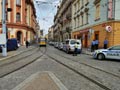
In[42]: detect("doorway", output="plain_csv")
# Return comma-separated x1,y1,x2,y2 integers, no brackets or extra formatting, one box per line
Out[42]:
17,31,22,44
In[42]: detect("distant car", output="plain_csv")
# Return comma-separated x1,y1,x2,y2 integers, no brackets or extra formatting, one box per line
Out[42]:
54,42,59,48
0,38,19,52
93,45,120,60
58,42,63,50
48,41,54,46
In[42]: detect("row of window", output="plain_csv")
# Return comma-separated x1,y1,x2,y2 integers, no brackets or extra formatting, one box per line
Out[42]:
74,0,89,13
73,0,101,29
6,13,21,22
74,12,88,28
6,0,21,5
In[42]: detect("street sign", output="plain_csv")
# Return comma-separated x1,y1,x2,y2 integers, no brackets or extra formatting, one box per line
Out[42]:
105,26,112,32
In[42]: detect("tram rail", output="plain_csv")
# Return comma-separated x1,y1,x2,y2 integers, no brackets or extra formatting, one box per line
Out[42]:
0,46,47,78
45,47,120,90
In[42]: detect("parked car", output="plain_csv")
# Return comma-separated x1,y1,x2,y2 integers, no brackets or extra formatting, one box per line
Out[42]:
0,38,19,52
54,42,59,48
48,41,54,46
63,39,82,54
58,42,64,50
93,45,120,60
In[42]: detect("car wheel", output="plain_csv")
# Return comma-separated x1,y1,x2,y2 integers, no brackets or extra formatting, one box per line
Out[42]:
97,54,105,60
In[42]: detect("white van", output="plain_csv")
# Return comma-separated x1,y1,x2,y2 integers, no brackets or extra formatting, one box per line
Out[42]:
63,39,82,54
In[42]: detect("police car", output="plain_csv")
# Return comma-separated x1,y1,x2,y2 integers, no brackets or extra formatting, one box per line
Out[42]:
93,45,120,60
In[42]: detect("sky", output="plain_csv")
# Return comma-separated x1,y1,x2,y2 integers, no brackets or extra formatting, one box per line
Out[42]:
34,0,60,35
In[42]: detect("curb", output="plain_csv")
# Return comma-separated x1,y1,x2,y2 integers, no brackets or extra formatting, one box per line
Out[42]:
82,51,93,56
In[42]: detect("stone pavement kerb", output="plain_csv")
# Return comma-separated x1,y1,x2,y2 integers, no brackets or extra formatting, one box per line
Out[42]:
0,46,36,61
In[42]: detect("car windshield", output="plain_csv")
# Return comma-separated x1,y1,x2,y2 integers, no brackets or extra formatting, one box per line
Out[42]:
70,40,76,44
108,45,120,50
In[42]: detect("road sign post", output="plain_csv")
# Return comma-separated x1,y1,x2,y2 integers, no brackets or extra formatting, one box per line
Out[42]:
2,0,7,56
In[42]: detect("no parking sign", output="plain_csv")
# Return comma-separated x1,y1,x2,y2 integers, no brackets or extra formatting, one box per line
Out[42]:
105,26,112,32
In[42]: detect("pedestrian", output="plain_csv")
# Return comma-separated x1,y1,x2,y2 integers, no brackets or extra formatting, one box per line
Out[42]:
73,42,78,56
95,39,99,50
26,40,29,48
103,38,108,49
91,39,95,52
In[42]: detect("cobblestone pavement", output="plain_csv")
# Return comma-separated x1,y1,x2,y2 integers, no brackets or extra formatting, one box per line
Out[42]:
0,45,119,90
0,55,104,90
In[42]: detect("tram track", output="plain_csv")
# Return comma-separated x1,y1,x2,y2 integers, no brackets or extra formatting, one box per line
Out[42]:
45,47,120,90
0,46,47,78
55,52,120,79
46,53,111,90
0,48,39,67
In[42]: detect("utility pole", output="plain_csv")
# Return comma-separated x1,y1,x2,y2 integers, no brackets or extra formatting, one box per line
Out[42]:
2,0,7,56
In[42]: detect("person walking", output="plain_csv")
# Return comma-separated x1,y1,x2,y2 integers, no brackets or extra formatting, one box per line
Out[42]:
104,38,108,49
91,39,95,52
73,42,78,56
26,40,29,48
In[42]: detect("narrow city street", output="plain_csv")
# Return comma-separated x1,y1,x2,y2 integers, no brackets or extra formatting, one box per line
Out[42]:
0,0,120,90
0,45,119,90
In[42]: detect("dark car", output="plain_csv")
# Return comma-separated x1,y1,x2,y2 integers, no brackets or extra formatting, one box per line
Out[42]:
0,38,19,52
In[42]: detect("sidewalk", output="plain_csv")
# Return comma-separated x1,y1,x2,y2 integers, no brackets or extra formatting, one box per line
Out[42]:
82,48,93,55
0,45,36,61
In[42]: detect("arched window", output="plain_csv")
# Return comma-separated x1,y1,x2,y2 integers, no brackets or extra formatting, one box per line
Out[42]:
16,13,20,22
16,0,21,5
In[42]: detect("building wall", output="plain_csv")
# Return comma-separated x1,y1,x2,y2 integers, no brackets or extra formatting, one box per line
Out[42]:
71,0,120,48
0,0,36,45
115,0,120,20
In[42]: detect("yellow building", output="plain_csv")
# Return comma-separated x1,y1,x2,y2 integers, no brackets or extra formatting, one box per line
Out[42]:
71,0,120,48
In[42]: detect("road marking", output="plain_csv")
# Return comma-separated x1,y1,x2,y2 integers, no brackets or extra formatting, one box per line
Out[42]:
12,71,68,90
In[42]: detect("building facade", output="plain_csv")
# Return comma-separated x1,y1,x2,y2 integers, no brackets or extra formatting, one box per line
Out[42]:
72,0,120,48
0,0,37,45
53,0,73,42
48,26,54,41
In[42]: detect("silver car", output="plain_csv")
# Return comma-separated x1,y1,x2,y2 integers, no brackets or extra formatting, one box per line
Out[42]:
93,45,120,60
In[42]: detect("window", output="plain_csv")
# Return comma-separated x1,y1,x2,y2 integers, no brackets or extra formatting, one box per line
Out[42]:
81,15,83,25
70,40,76,44
78,16,80,27
6,12,8,21
78,0,80,10
80,0,84,8
85,12,88,24
110,46,120,50
95,4,100,20
16,13,20,22
6,0,8,4
16,0,21,5
74,3,76,14
74,18,76,28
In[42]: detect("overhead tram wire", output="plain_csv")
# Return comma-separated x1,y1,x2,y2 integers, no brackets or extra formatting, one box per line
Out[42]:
35,0,59,24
